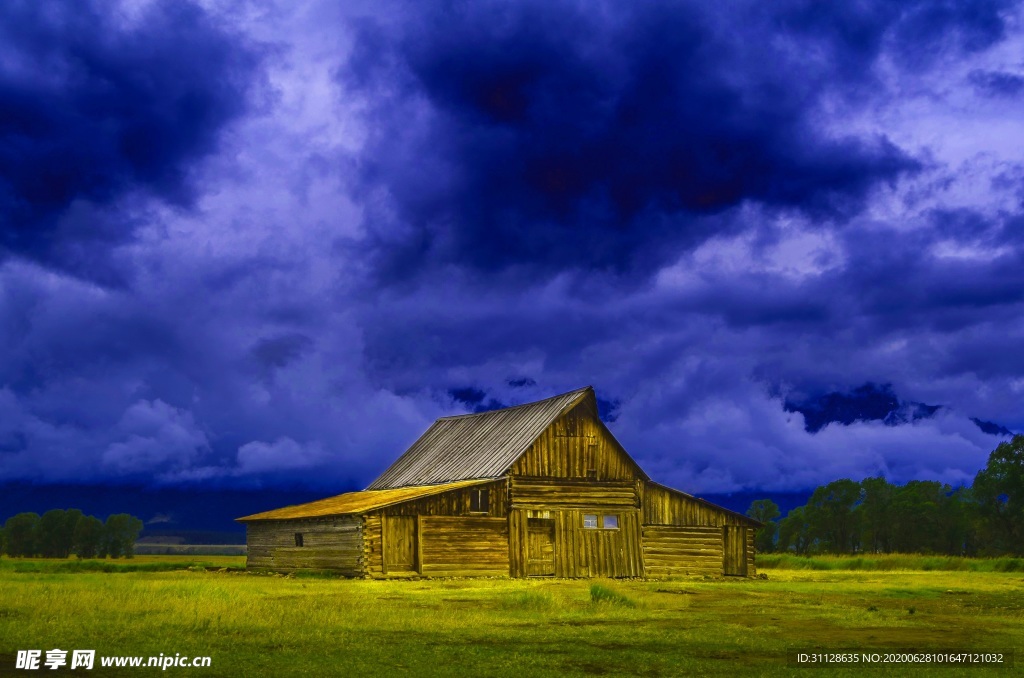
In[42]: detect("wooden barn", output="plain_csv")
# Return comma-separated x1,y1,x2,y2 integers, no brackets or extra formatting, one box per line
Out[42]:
238,387,760,578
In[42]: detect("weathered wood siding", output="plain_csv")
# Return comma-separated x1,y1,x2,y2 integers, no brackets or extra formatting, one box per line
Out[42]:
509,507,643,578
380,480,507,518
746,528,756,576
383,515,417,573
642,525,723,577
419,516,509,577
363,513,384,578
723,525,748,576
511,399,643,481
642,482,752,527
245,516,362,575
508,477,643,578
510,477,639,509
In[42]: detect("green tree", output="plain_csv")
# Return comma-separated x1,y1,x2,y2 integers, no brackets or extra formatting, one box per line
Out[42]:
890,481,947,553
3,513,41,557
72,515,105,559
746,499,781,553
937,486,975,556
103,514,144,559
38,509,67,558
38,509,82,558
806,479,862,553
777,506,811,554
858,476,894,553
61,509,84,558
973,435,1024,555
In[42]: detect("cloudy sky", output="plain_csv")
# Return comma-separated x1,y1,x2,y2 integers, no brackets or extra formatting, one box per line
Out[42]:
2,0,1022,497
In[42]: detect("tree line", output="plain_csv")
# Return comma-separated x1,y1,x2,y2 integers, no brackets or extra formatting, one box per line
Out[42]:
0,509,144,559
747,435,1024,556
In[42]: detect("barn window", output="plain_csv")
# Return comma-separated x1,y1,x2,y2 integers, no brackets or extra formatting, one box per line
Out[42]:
294,533,304,547
470,489,489,513
584,515,619,529
585,469,597,480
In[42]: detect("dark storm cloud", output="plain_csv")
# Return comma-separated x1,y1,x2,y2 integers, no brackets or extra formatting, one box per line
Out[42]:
343,0,933,280
0,0,262,277
1,0,1022,499
834,216,1024,331
779,0,1013,70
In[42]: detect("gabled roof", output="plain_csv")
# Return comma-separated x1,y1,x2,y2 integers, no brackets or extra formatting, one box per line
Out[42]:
236,478,496,521
366,386,593,490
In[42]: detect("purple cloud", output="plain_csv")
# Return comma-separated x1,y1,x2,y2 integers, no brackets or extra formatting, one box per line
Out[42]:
0,0,1021,499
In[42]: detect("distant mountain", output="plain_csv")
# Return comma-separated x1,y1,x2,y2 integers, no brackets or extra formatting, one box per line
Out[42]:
784,382,1012,437
970,417,1015,437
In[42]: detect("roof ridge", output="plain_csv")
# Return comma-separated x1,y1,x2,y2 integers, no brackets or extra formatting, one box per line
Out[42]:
438,385,592,420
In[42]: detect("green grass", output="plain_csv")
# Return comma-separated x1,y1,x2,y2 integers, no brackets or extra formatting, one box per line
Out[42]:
1,555,1021,676
757,553,1024,572
0,555,245,574
589,583,638,608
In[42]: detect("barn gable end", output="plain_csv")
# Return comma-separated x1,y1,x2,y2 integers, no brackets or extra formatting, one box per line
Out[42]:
510,395,647,481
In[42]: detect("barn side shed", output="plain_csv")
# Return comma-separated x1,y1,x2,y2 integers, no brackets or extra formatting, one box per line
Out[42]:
238,386,761,578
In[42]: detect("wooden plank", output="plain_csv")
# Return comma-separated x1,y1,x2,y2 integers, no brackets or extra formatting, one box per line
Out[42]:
509,398,644,481
418,515,510,577
245,516,363,574
722,526,748,576
416,515,424,575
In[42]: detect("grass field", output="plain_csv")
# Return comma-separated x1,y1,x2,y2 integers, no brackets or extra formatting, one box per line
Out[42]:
1,556,1021,677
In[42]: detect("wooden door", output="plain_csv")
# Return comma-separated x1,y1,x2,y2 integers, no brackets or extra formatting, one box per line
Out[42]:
384,516,417,573
723,526,748,576
526,518,555,576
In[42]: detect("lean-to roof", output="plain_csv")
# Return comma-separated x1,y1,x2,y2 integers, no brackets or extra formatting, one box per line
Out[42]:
236,478,496,521
646,481,764,528
366,386,593,490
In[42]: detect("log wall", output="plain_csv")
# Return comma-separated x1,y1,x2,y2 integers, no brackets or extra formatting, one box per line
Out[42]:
510,477,639,509
245,516,362,575
363,513,384,578
642,525,723,577
747,528,756,576
419,515,509,577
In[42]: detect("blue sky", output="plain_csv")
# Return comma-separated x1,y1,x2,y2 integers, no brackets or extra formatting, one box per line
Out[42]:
1,0,1022,497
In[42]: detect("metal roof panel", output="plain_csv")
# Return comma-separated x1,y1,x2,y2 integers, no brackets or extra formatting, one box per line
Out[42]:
366,386,592,490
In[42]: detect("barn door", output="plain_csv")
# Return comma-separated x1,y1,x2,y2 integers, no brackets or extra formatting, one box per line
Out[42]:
526,518,555,576
384,516,417,573
723,526,748,576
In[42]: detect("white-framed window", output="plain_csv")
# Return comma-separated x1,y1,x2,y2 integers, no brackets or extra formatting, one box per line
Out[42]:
583,514,599,529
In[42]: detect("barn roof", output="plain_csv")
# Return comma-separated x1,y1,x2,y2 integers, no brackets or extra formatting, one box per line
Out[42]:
647,481,764,528
236,478,496,521
366,386,594,490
